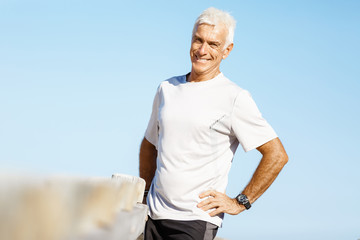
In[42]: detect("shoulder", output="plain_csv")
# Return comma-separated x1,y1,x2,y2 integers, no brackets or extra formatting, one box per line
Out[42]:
161,74,187,87
218,74,259,109
155,74,187,95
220,74,248,97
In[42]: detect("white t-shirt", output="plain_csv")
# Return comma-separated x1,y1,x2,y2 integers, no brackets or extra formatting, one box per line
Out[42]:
145,73,277,227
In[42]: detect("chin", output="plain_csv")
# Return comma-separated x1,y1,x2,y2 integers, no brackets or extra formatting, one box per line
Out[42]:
192,64,210,73
192,68,208,76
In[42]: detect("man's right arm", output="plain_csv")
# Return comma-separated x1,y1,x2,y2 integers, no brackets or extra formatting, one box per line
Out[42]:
139,137,157,203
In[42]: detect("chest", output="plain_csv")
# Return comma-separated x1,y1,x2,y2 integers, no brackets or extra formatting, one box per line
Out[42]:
158,86,234,135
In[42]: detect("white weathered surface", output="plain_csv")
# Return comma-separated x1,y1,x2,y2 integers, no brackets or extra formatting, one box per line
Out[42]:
79,203,148,240
0,174,148,240
111,173,146,204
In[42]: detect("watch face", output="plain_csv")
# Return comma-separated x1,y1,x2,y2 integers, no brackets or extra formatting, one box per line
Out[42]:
237,194,248,204
237,194,251,209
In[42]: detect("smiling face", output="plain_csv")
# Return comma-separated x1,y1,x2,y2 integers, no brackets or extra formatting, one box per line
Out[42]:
189,23,233,82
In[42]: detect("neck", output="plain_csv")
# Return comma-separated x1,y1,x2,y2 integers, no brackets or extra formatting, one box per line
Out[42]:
188,69,221,82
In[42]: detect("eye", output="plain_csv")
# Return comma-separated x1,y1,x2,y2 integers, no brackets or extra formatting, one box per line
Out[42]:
209,42,220,48
192,36,203,44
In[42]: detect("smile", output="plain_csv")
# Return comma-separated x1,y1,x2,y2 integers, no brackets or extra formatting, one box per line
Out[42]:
195,55,210,62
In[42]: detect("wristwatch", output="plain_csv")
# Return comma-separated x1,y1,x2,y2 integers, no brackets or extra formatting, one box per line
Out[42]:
235,193,251,210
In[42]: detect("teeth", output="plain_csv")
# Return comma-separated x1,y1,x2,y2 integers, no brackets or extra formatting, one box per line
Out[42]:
197,57,208,61
195,55,209,62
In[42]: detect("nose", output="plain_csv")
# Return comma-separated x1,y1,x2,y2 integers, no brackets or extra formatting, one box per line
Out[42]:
198,42,208,55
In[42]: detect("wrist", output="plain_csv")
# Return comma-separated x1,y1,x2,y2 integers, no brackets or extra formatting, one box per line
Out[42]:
235,193,251,210
232,198,245,214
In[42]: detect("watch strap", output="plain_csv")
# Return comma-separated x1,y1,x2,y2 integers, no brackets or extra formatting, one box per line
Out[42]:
236,193,251,210
243,201,251,210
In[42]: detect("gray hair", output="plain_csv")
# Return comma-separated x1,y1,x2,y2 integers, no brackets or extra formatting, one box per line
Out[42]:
192,7,236,48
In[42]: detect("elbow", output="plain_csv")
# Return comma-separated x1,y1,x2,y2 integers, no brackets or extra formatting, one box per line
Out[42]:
278,150,289,167
283,153,289,165
257,138,288,168
269,147,288,168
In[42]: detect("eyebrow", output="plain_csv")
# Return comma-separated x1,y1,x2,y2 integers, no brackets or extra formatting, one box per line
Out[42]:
193,34,221,46
209,40,221,46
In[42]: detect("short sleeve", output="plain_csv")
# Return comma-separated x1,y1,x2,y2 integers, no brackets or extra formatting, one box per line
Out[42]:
144,86,160,149
231,90,277,152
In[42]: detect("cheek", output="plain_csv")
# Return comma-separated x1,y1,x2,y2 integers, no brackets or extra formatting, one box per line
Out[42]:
191,43,201,51
209,49,222,59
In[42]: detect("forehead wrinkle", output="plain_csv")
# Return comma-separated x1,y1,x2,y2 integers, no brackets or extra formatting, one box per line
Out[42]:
195,24,226,45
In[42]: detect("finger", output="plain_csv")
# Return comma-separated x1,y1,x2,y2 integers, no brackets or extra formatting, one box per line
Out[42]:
200,201,219,212
199,190,217,198
197,198,212,208
208,207,224,217
197,197,217,209
199,190,213,198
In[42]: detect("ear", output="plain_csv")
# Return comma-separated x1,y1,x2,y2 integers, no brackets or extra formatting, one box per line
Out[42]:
222,43,234,60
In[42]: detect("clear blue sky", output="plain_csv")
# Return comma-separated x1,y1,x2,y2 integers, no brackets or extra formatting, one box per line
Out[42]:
1,1,359,239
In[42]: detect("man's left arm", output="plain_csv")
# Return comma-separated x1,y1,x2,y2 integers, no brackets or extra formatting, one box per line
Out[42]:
197,137,288,216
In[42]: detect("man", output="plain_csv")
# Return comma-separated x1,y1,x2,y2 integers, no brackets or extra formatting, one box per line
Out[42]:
139,7,288,240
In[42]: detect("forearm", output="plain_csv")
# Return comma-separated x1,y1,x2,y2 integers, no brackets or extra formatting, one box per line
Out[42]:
139,137,157,190
242,138,288,204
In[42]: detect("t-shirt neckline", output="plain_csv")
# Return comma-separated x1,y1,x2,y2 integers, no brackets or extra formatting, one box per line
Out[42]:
183,72,224,85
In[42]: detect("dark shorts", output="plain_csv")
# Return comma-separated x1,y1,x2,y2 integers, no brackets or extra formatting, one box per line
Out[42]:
144,217,218,240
